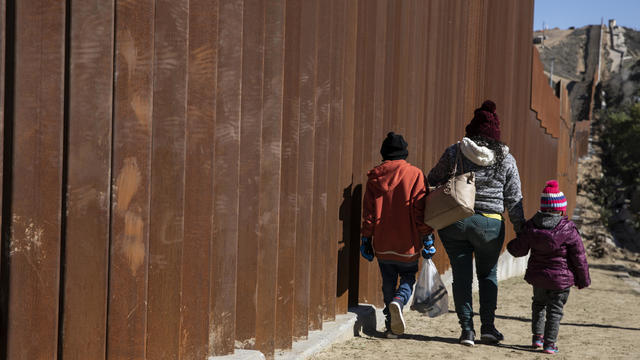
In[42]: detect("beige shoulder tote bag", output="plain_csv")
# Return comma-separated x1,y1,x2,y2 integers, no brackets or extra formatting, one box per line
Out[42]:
424,143,475,230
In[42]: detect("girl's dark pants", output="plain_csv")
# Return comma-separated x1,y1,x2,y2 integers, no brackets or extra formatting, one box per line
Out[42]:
532,286,570,343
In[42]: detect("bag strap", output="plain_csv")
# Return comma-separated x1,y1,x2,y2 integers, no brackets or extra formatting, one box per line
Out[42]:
451,142,464,176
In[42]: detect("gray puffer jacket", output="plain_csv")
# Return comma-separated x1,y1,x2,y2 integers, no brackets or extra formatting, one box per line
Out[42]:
427,137,525,233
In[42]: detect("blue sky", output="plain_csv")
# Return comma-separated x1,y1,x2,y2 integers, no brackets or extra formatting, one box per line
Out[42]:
534,0,640,31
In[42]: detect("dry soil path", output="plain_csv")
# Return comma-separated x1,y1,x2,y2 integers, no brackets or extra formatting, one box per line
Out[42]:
311,257,640,360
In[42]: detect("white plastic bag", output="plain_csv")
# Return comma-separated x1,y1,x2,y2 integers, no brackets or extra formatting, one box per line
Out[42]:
411,258,448,317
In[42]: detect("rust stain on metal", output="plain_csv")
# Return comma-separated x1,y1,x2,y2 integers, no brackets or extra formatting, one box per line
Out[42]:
115,157,141,213
118,29,137,81
131,92,151,128
189,45,216,77
68,186,99,215
122,211,145,275
112,157,146,274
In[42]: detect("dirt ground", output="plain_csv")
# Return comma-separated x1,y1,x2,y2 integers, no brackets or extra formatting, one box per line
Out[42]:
310,256,640,359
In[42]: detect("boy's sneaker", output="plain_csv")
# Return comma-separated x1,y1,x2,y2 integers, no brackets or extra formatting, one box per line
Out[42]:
480,325,504,344
383,329,398,339
543,342,559,354
459,329,475,346
532,334,544,348
388,299,405,335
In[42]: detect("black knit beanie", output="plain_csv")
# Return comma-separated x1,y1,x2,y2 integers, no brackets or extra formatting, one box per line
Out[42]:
380,132,408,160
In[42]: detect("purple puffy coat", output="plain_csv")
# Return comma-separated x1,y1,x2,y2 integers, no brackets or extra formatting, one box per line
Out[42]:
507,216,591,290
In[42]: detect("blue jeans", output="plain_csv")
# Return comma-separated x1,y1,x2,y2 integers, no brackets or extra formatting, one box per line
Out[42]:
378,260,419,329
438,214,505,331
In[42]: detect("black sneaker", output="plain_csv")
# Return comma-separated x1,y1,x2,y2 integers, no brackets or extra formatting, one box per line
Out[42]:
383,329,399,339
480,326,504,344
459,329,475,346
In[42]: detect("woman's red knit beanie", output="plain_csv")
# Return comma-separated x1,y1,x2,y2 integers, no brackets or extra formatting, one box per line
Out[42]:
465,100,501,141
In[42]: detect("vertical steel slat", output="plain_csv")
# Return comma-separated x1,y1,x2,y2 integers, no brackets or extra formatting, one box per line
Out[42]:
255,0,285,353
210,0,243,355
146,0,189,358
62,0,114,358
235,0,265,347
274,0,300,349
108,0,155,358
6,1,65,358
292,0,317,338
179,0,218,358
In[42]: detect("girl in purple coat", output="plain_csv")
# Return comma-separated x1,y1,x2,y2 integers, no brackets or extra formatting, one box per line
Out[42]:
507,180,590,355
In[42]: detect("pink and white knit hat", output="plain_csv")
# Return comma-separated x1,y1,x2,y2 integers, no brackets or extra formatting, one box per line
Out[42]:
540,180,567,212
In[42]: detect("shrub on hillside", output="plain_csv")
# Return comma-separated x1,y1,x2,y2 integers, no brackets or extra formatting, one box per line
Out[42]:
597,102,640,236
599,102,640,189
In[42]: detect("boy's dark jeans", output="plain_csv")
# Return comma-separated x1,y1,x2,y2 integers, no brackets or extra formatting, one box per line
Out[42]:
438,214,505,332
378,260,419,329
532,286,570,343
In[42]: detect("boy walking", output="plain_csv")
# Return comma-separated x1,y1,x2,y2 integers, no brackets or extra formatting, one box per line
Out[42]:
507,180,591,354
360,132,435,338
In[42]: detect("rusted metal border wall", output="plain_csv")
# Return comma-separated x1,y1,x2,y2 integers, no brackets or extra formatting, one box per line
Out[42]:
0,0,584,358
530,46,590,218
587,24,602,121
574,120,592,158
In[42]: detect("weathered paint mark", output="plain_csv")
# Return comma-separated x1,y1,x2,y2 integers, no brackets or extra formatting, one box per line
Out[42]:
209,311,233,355
118,29,137,82
150,253,168,269
117,28,151,127
122,211,145,275
131,91,151,128
115,157,141,213
158,208,182,245
189,45,216,77
69,185,98,215
9,216,44,257
234,338,255,350
24,222,44,248
127,304,138,319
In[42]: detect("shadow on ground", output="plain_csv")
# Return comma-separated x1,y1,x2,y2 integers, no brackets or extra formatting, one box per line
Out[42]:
493,313,640,332
589,263,640,277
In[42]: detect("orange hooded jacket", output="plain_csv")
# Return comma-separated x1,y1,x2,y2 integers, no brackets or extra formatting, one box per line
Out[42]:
361,160,431,262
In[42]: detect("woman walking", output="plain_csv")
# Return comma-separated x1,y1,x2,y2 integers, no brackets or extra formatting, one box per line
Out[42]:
427,100,525,346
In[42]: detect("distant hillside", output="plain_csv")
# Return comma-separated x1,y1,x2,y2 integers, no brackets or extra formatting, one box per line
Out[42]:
536,24,640,256
534,25,640,120
534,27,588,82
600,26,640,106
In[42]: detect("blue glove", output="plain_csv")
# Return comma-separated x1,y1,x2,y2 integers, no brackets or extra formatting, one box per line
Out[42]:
421,234,436,259
360,237,374,262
